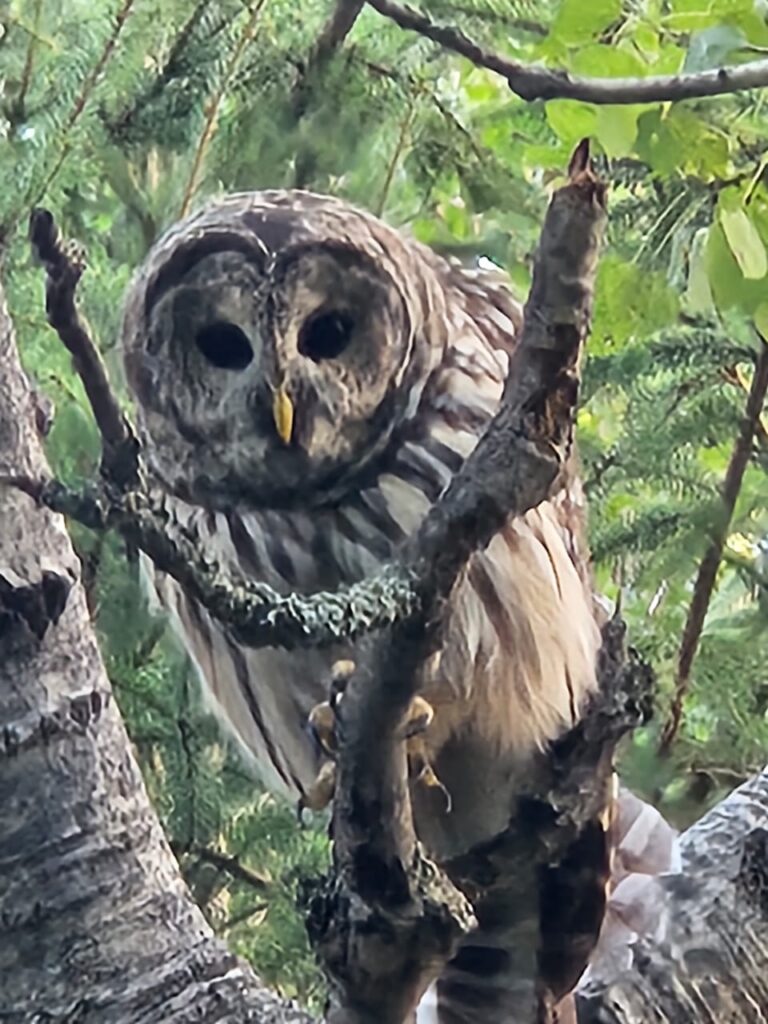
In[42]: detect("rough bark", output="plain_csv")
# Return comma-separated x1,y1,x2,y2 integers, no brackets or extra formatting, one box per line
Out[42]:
577,768,768,1023
0,282,311,1023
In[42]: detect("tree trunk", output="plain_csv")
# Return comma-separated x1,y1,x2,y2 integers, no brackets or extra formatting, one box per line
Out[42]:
0,281,312,1023
577,767,768,1023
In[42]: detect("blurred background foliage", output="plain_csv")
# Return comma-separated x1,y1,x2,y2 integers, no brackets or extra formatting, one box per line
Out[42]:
2,0,768,1010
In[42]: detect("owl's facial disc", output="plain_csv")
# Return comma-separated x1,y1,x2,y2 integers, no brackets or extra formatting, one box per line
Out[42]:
267,244,414,478
125,239,417,510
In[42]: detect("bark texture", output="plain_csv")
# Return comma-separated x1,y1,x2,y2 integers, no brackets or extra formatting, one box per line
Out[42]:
578,767,768,1023
0,282,311,1023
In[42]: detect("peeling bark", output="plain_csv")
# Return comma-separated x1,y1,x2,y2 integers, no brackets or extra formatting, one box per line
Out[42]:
578,768,768,1024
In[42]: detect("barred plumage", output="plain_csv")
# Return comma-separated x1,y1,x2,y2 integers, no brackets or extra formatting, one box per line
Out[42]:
121,190,603,1020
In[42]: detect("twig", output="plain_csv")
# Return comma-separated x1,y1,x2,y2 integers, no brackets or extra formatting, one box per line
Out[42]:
10,0,43,124
722,363,768,449
659,338,768,754
375,92,418,216
307,0,365,73
290,0,365,186
107,0,212,141
365,0,768,105
178,0,268,219
179,845,272,892
29,0,136,211
27,210,140,490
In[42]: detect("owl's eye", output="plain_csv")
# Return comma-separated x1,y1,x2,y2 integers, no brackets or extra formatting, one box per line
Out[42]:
195,321,254,370
298,310,354,362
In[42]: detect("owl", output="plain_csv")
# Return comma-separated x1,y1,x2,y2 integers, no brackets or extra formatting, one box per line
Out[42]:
120,190,603,1021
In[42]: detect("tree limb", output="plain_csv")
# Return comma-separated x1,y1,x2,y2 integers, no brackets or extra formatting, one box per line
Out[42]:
302,141,610,1024
28,209,141,490
175,844,272,892
0,277,314,1024
660,337,768,753
577,766,768,1023
364,0,768,105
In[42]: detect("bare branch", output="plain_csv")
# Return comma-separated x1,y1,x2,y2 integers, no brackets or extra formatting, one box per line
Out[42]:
176,844,272,892
304,141,609,1024
309,0,365,70
178,0,268,218
27,209,140,490
365,0,768,105
660,338,768,753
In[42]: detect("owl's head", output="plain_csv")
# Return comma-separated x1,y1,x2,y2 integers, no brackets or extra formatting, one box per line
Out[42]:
121,191,446,510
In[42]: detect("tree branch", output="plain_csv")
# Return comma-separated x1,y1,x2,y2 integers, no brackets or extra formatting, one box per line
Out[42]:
290,0,365,184
27,209,140,490
577,766,768,1023
660,337,768,753
303,141,609,1024
364,0,768,105
175,844,272,892
178,0,268,218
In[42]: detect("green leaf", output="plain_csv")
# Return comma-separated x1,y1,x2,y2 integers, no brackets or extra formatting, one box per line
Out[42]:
754,302,768,339
706,222,768,313
720,205,768,279
549,0,622,45
635,106,730,179
545,100,598,145
595,106,641,158
591,255,680,353
685,227,715,314
570,44,647,77
683,25,746,71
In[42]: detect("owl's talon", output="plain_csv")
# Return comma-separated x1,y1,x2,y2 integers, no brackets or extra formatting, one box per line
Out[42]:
409,746,452,813
308,700,338,758
399,695,435,740
298,759,337,823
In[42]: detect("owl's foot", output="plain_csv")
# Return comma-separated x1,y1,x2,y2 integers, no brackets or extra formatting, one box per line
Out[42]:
297,760,336,824
408,741,453,813
304,672,449,816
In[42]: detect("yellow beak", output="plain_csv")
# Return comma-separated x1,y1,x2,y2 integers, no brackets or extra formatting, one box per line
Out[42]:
272,386,294,445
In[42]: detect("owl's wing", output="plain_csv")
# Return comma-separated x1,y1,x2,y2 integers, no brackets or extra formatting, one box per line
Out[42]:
140,498,341,798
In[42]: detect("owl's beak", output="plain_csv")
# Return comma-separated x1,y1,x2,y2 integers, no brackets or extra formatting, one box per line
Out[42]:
272,386,294,446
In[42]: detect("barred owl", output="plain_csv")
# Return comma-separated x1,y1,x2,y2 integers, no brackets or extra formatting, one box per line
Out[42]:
121,190,603,1021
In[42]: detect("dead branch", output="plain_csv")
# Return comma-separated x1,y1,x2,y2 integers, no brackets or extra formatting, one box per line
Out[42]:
174,844,272,892
300,141,609,1024
660,337,768,753
28,209,140,490
364,0,768,105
